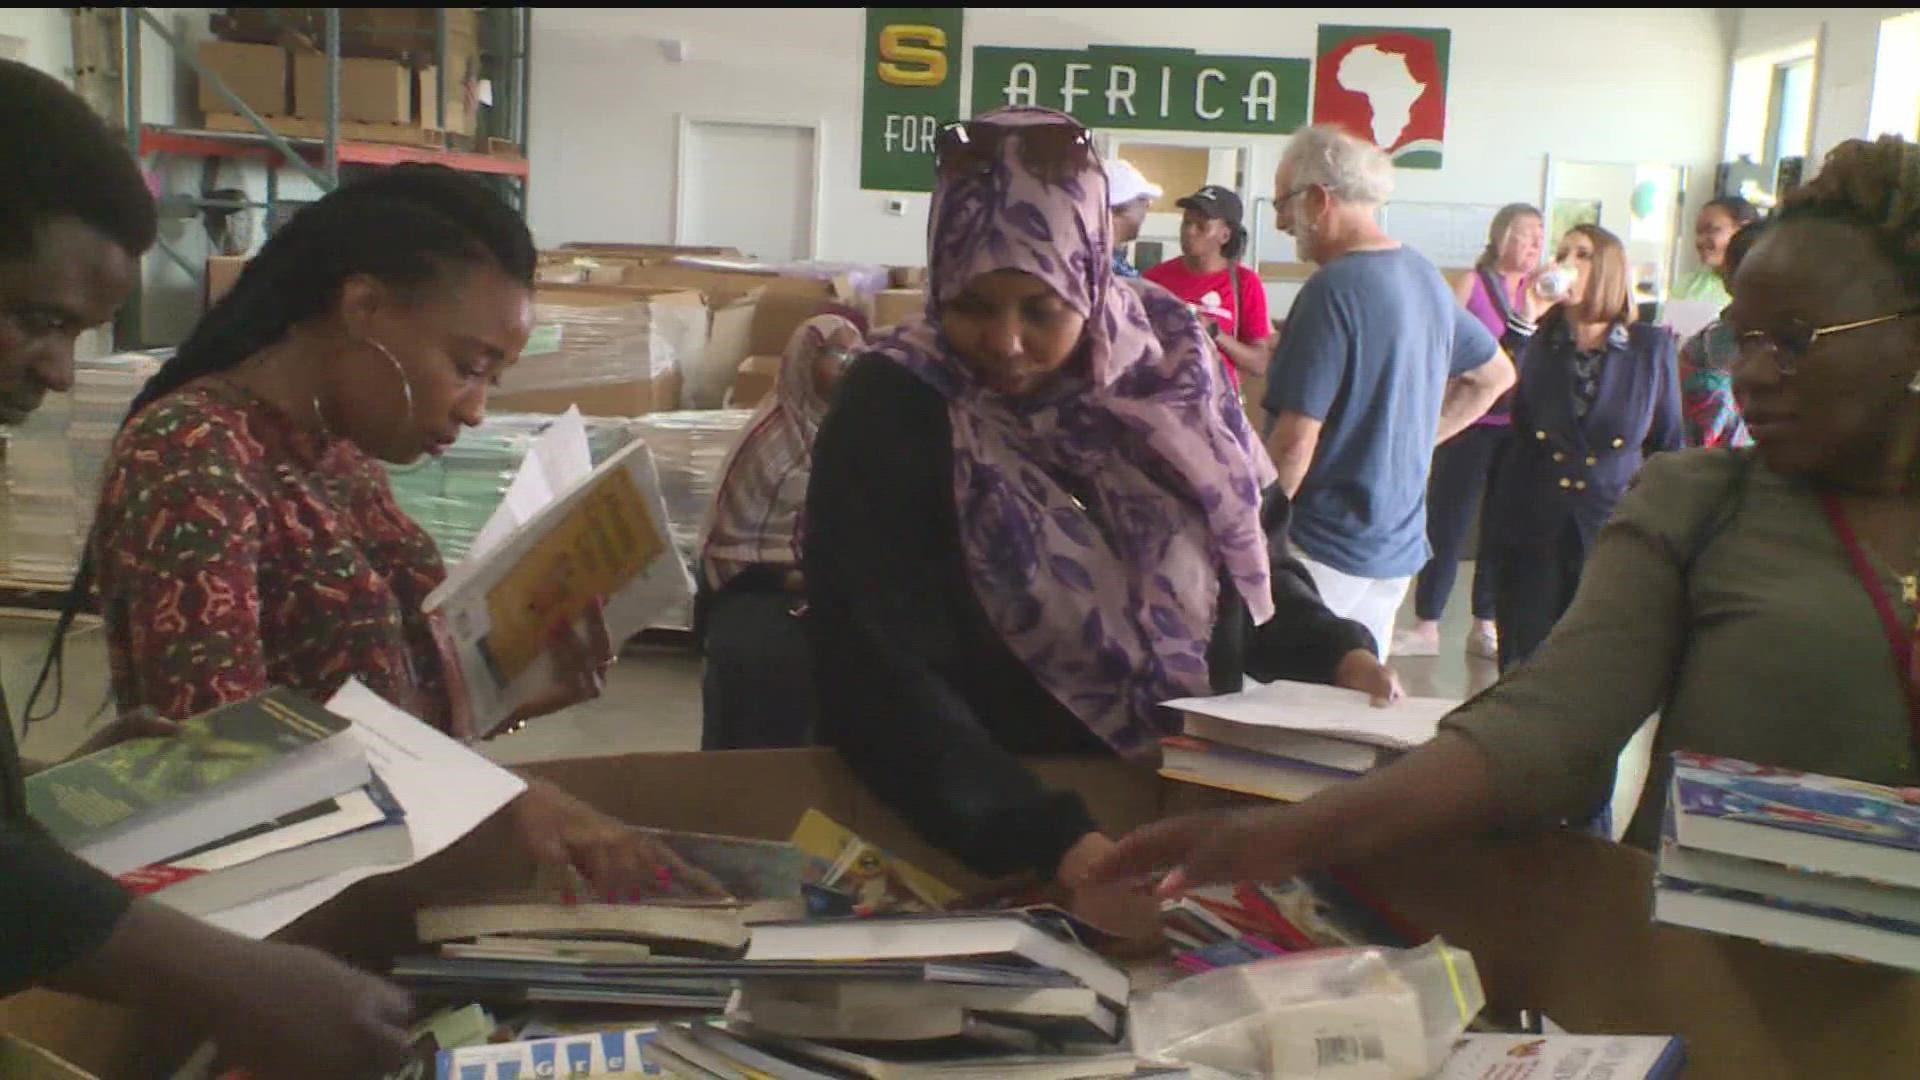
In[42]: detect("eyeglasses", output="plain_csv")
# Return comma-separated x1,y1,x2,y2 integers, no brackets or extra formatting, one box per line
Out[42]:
1736,307,1920,376
936,119,1096,185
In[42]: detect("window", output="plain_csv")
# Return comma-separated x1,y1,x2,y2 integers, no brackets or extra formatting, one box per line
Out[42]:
1764,57,1814,177
1868,12,1920,142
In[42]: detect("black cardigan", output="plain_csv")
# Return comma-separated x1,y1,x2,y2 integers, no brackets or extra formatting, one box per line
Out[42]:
803,356,1376,880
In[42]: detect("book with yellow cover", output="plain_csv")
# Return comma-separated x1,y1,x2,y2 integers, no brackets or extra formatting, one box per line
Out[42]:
423,435,691,739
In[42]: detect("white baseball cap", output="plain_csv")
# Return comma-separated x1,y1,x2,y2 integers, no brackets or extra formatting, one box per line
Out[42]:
1106,159,1162,208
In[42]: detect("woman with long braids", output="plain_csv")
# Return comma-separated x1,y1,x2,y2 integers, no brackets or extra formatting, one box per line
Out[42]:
1093,135,1920,890
79,165,715,899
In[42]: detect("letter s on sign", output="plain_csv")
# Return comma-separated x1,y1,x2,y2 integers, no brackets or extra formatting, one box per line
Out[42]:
878,25,947,87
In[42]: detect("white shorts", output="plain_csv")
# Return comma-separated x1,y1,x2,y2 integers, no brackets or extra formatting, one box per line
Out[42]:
1294,552,1412,661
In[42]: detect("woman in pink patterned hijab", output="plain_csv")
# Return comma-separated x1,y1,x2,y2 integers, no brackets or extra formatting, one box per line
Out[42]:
803,106,1394,922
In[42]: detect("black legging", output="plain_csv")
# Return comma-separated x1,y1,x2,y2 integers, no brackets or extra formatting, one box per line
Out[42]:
1413,424,1510,622
1488,521,1589,673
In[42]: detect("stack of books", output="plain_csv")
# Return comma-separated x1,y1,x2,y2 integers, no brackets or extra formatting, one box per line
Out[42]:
0,348,169,585
390,830,816,1013
24,688,407,915
636,912,1141,1078
385,411,642,566
1157,680,1457,802
1653,751,1920,972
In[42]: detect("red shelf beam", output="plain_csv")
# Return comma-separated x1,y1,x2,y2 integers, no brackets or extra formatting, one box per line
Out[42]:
138,127,529,178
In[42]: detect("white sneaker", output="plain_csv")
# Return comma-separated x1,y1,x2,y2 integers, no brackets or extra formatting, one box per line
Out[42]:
1392,626,1441,658
1466,625,1499,661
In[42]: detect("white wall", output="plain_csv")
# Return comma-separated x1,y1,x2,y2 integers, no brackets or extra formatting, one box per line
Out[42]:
1734,8,1917,161
0,8,69,74
530,7,1731,271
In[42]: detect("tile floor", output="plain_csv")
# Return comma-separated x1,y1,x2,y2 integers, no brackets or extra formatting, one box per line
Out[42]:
2,570,1498,767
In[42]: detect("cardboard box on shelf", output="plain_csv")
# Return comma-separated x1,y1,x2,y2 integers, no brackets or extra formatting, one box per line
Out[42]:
729,354,782,409
196,40,288,118
873,288,924,329
5,747,1920,1080
416,63,480,137
204,255,248,306
292,53,411,125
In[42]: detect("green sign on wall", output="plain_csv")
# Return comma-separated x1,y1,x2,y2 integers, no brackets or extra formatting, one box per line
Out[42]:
861,8,965,192
970,45,1309,135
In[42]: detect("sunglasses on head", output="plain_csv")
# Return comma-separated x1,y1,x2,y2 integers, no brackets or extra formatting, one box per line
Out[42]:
1736,306,1920,376
935,119,1097,184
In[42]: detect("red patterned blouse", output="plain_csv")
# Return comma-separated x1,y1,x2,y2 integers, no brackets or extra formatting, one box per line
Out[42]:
91,380,455,730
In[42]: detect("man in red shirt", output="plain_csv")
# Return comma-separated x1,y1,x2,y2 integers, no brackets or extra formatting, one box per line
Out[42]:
1144,185,1273,386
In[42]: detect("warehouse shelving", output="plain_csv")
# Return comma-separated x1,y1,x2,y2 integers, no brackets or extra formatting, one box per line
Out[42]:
106,6,534,347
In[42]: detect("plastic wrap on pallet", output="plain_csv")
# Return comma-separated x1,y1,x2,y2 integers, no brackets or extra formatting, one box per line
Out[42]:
0,349,170,585
385,412,642,566
498,291,703,394
630,409,756,631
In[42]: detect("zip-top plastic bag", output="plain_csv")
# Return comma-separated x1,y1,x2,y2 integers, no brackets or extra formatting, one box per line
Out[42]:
1130,938,1485,1079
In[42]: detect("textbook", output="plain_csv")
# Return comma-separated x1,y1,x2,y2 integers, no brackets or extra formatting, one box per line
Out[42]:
24,688,369,876
1655,753,1920,971
119,775,409,915
436,1026,664,1079
1434,1034,1685,1079
1663,751,1920,889
1162,679,1456,752
423,432,691,739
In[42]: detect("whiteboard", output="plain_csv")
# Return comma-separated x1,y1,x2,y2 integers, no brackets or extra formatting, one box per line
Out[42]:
1379,201,1508,271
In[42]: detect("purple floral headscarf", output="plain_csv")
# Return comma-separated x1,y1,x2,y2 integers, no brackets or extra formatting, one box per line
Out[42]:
867,106,1277,760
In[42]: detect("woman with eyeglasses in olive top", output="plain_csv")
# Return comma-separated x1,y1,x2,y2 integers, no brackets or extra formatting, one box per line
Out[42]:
1090,135,1920,892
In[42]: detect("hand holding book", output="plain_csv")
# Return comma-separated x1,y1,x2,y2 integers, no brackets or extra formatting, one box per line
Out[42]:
472,600,617,740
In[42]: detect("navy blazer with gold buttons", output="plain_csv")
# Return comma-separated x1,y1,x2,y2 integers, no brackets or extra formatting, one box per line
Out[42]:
1485,315,1684,550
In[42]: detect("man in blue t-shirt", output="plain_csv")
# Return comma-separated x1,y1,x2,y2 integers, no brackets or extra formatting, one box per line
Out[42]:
1263,127,1514,658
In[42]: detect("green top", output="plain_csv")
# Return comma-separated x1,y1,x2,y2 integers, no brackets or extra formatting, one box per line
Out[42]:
1445,449,1918,850
1671,268,1732,308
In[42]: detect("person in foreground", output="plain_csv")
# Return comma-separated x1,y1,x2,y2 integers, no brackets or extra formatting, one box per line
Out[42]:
1483,223,1683,671
1089,134,1920,893
0,57,410,1078
1264,126,1516,657
78,166,712,906
696,311,865,749
804,107,1396,933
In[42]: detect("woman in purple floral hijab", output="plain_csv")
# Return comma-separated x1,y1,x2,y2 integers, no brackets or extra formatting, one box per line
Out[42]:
803,107,1393,928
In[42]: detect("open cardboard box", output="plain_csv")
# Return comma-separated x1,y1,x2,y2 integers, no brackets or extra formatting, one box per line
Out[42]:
5,749,1919,1079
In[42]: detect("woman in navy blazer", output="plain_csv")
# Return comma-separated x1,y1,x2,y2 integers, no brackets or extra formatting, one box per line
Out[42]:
1483,224,1683,671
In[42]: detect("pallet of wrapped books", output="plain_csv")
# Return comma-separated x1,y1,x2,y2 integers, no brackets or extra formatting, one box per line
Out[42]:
1653,750,1920,972
1157,680,1457,802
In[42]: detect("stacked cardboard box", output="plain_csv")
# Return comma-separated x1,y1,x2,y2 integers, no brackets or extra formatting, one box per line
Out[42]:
490,285,757,418
197,8,486,139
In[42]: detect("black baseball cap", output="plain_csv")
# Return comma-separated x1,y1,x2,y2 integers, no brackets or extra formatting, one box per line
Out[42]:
1176,185,1244,227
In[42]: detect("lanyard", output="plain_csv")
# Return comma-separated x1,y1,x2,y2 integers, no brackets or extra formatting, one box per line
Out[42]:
1819,493,1920,749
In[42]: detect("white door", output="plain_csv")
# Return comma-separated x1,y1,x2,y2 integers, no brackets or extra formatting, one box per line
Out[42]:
679,119,817,262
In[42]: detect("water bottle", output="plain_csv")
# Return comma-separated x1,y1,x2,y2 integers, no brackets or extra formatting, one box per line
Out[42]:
1534,263,1576,302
